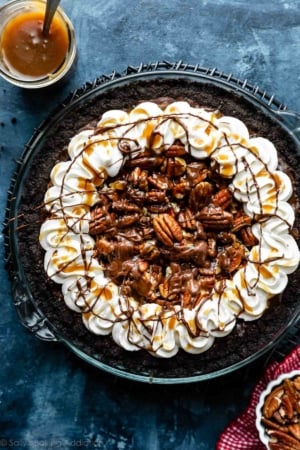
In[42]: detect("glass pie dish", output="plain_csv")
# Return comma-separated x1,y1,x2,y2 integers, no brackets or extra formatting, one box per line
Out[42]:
4,61,300,384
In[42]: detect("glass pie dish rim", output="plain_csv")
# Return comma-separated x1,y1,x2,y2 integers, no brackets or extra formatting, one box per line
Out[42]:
5,61,300,384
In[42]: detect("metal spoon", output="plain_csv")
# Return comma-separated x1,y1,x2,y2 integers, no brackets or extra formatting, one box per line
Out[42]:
42,0,61,35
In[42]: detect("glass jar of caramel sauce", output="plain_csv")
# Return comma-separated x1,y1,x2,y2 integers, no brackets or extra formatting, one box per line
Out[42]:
0,0,76,88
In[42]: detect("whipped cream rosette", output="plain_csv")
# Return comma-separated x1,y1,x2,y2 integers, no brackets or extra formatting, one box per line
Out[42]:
39,101,299,357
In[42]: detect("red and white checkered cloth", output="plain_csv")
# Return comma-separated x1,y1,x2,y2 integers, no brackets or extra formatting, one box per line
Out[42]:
216,345,300,450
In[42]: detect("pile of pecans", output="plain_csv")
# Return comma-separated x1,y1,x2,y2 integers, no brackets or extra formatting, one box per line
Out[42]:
261,375,300,449
89,142,257,308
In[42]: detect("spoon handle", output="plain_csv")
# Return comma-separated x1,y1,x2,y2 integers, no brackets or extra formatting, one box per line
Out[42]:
43,0,62,35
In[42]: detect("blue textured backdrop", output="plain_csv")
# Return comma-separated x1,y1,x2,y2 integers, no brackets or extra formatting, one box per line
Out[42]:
0,0,300,448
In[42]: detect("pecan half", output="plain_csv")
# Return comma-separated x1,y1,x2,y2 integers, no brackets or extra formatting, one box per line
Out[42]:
148,204,171,214
165,143,187,157
186,162,209,186
200,275,215,290
172,180,190,199
227,242,245,272
169,241,208,266
189,181,213,211
212,187,232,210
116,214,140,228
216,242,245,274
139,241,160,261
162,157,187,178
263,386,284,418
232,213,252,232
159,263,183,300
153,214,183,247
207,237,217,258
147,190,167,203
178,208,197,230
96,238,115,256
112,199,141,213
270,443,300,450
198,205,233,230
148,173,170,190
127,154,163,170
290,424,300,440
239,226,258,246
89,207,114,234
127,166,148,190
281,393,295,420
268,429,300,449
217,231,235,244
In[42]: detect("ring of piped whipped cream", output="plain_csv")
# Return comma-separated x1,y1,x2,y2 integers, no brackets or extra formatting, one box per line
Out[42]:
39,101,299,358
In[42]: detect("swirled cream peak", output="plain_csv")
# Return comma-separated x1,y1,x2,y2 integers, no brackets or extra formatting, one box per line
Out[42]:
40,101,299,358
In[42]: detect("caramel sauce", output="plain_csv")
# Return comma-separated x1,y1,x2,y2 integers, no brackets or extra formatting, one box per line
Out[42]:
142,122,156,140
0,8,69,79
168,316,177,331
151,133,162,149
95,286,113,301
77,177,95,192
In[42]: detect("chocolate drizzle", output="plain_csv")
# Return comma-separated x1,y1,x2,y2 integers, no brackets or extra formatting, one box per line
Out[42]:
39,101,299,356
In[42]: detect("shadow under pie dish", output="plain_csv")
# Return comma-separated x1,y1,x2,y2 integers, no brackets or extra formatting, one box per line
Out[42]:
5,63,300,383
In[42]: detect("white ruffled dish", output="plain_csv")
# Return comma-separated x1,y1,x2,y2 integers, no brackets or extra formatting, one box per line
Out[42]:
256,369,300,449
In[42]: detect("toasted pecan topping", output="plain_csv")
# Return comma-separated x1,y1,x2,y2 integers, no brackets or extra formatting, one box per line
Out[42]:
261,376,300,449
90,141,255,308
